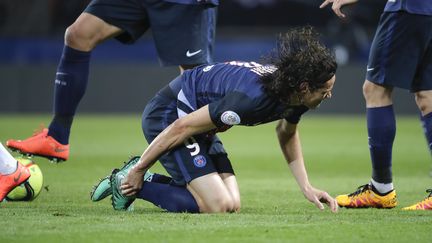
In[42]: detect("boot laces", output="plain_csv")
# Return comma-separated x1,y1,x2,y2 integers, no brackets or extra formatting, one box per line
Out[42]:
348,184,370,197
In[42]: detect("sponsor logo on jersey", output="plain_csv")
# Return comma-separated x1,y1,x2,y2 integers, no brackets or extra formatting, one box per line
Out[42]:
221,111,241,125
193,155,207,168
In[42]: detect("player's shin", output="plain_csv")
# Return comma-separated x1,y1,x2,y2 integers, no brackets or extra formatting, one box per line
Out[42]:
137,182,200,213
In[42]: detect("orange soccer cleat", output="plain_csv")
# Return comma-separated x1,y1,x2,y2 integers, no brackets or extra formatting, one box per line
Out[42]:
336,184,397,209
402,189,432,210
0,161,31,201
6,128,69,162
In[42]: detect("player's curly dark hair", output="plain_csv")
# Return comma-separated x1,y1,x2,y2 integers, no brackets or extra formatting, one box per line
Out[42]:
260,26,337,104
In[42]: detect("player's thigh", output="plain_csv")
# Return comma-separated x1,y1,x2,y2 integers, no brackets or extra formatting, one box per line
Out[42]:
83,0,151,45
366,12,432,91
66,13,122,50
144,2,217,66
219,173,240,212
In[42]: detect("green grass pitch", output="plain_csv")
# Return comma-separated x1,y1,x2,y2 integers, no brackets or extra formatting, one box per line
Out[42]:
0,114,431,242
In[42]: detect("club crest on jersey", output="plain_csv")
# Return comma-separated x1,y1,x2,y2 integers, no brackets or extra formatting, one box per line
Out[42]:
221,111,241,125
193,155,207,168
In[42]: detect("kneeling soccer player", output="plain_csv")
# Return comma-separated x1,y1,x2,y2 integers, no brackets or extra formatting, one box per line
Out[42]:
106,27,339,213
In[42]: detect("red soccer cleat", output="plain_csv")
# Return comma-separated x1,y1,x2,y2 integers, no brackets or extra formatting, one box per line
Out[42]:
0,161,31,201
6,128,69,162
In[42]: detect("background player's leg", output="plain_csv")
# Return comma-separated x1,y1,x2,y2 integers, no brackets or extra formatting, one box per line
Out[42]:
415,91,432,154
0,143,17,175
336,80,397,208
6,13,123,161
49,13,122,145
363,80,395,193
0,143,30,201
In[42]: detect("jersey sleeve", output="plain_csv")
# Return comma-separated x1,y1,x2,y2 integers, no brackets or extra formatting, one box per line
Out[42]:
208,92,259,128
284,105,309,124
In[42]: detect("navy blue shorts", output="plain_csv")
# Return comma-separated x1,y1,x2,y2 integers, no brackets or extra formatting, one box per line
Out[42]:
84,0,216,66
366,11,432,92
141,84,234,186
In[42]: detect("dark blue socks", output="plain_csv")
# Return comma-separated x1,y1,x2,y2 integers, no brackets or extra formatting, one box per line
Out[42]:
150,173,173,184
137,182,199,213
367,105,396,184
48,45,91,145
421,112,432,153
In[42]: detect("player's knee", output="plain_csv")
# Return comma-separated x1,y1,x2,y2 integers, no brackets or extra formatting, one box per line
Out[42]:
64,25,96,51
362,81,377,99
415,91,432,115
232,198,241,213
205,196,235,213
362,81,392,106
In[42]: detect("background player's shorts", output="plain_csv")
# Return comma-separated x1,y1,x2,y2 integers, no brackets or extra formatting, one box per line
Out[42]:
141,84,234,186
84,0,216,66
366,11,432,92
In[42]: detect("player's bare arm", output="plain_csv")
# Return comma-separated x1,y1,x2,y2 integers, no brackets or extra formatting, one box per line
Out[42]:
276,119,338,212
320,0,358,18
121,105,216,196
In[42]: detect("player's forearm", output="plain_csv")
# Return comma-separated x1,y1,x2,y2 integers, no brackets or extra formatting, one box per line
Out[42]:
279,133,311,191
276,122,311,192
134,106,216,172
134,120,192,172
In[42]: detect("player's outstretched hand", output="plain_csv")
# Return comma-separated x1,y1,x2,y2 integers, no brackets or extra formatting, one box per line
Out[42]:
319,0,358,19
120,167,145,196
303,186,339,212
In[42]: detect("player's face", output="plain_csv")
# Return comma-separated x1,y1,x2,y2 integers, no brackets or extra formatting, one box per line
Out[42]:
303,75,335,109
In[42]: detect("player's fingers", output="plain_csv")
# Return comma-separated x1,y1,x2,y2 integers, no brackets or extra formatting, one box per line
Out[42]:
120,183,130,190
319,0,332,8
321,0,346,18
121,187,136,196
328,198,339,213
313,197,325,210
333,2,346,18
319,192,338,212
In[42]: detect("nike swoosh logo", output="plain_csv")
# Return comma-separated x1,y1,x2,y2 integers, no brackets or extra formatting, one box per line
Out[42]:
186,49,202,57
367,67,375,71
13,170,23,183
54,148,67,153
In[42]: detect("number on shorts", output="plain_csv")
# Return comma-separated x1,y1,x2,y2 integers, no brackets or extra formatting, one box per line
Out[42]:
184,137,200,156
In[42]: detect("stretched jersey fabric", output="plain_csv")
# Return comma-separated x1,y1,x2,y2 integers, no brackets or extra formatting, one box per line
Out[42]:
384,0,432,16
168,61,309,129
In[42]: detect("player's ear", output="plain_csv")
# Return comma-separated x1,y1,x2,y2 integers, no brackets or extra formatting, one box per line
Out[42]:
299,82,309,94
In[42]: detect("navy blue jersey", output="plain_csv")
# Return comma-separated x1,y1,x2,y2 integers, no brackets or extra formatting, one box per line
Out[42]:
385,0,432,16
168,61,309,128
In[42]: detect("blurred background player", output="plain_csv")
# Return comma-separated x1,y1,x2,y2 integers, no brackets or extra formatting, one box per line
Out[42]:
6,0,218,162
99,27,339,213
0,143,30,202
321,0,432,210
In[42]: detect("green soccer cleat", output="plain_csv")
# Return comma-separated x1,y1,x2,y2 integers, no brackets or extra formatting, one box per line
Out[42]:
90,175,112,202
90,156,153,202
